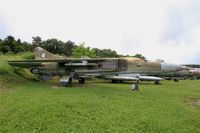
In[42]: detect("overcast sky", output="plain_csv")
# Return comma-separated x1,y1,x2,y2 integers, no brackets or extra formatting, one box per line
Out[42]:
0,0,200,64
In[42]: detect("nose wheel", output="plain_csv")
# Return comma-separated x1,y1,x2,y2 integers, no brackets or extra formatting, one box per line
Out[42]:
60,77,72,87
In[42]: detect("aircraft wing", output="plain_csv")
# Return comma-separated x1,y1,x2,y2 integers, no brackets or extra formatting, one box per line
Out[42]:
7,58,107,68
7,58,109,63
7,61,43,68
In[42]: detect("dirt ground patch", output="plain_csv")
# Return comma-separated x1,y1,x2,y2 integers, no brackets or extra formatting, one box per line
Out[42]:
0,84,14,93
185,98,200,106
0,87,9,93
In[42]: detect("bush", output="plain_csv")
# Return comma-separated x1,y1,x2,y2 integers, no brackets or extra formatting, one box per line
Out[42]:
0,52,38,85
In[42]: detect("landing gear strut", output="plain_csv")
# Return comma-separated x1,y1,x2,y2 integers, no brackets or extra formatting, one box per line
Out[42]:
174,79,179,82
154,80,160,85
60,77,72,87
111,80,123,83
112,80,117,83
79,78,85,84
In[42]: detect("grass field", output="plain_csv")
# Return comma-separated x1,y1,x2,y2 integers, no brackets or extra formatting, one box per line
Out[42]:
0,79,200,133
0,53,200,132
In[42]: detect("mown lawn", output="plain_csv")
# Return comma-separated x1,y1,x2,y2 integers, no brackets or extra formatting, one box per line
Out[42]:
0,80,200,133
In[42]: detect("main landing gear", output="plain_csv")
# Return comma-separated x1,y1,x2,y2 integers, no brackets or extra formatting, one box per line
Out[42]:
154,80,160,84
79,78,85,84
60,77,86,87
111,80,123,83
174,79,179,82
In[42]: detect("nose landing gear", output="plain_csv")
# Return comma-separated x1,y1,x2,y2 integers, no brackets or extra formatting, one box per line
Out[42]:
60,77,72,87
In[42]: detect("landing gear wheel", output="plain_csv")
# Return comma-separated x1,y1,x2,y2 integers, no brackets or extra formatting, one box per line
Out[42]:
119,80,123,83
112,80,117,83
61,78,72,87
154,80,160,85
174,79,179,82
79,78,85,84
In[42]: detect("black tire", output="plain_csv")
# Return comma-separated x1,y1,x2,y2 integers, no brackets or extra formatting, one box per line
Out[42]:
174,79,179,82
154,80,160,84
112,80,117,83
61,78,72,87
79,78,85,84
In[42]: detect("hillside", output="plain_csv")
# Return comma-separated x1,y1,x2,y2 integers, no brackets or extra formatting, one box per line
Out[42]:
0,53,37,89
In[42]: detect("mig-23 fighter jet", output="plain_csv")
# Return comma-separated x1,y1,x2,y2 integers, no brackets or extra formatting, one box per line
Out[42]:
8,47,188,87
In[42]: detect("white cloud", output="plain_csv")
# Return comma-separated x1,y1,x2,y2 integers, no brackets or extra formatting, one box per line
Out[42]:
0,0,200,64
0,15,10,38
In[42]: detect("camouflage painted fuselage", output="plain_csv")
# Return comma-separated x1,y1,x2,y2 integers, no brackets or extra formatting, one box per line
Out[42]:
33,58,164,77
8,47,188,82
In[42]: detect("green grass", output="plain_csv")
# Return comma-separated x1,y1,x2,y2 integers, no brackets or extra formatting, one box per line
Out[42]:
0,80,200,133
0,53,200,132
0,53,37,88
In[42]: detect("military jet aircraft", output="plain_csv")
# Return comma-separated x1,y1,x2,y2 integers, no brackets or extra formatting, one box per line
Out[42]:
7,47,188,87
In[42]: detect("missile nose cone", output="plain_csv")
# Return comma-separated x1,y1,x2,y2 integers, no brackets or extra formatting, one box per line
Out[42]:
161,63,189,72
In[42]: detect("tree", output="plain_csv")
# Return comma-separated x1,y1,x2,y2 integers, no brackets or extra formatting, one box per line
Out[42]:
101,49,117,57
1,45,11,54
32,36,43,47
43,38,65,54
133,54,146,61
4,35,16,52
93,48,118,57
14,39,25,53
22,41,34,52
72,42,96,58
63,40,76,57
0,36,32,54
93,48,102,57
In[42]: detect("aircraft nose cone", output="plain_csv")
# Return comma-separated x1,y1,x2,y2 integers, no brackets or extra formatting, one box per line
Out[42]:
189,68,200,76
161,63,189,72
179,66,190,71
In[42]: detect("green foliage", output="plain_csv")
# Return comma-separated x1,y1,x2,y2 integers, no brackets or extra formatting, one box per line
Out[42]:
32,36,43,47
93,48,118,58
0,62,12,75
63,40,76,57
0,36,33,54
72,42,96,58
0,80,200,132
1,35,147,59
133,54,146,60
0,53,37,83
43,38,65,54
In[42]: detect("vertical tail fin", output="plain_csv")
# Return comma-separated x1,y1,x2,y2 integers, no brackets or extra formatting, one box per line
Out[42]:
34,47,55,60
